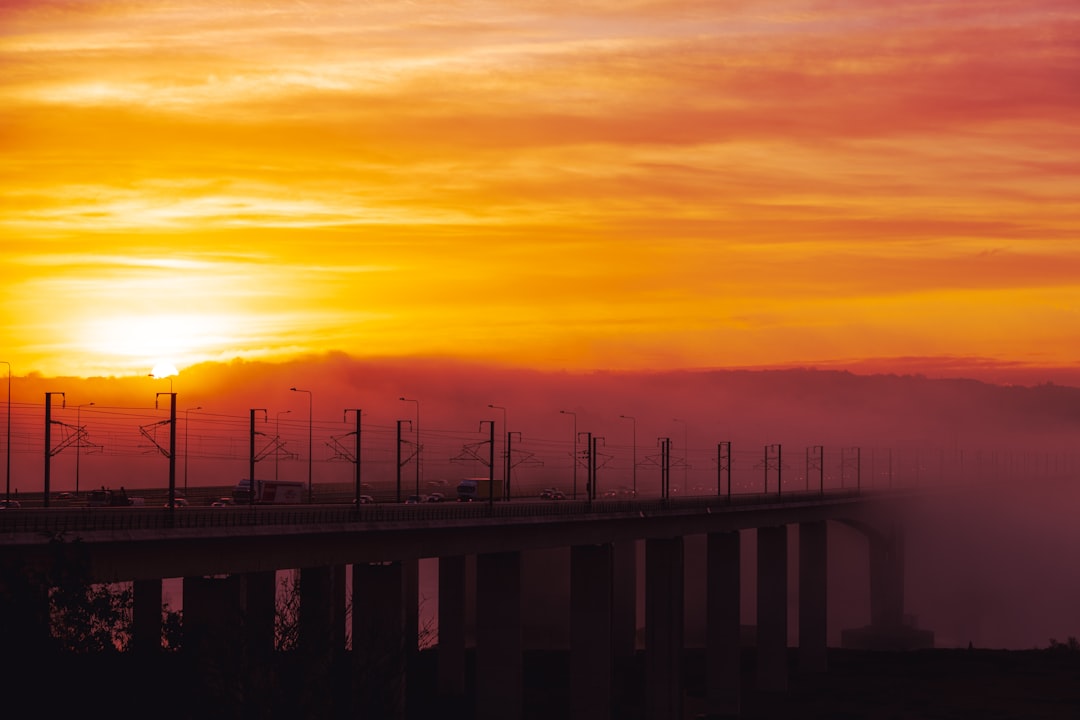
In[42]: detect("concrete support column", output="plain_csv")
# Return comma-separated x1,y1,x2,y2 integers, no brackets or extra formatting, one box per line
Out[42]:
870,527,905,630
476,550,522,720
244,570,277,658
300,564,346,659
0,569,50,659
571,543,613,720
756,525,788,692
353,561,406,719
706,531,740,717
403,557,419,653
799,521,828,673
437,555,467,697
612,539,637,661
183,575,246,672
132,578,162,655
645,536,684,720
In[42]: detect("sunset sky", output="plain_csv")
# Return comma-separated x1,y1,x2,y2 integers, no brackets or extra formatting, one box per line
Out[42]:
2,0,1078,382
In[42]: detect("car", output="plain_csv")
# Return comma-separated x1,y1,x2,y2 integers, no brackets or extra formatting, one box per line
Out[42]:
539,488,555,499
210,497,234,507
55,491,74,500
0,499,21,509
163,497,189,508
405,495,423,504
356,494,375,505
550,490,566,500
426,492,445,502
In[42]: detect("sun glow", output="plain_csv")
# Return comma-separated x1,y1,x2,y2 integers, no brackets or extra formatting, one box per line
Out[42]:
150,361,179,378
81,313,239,374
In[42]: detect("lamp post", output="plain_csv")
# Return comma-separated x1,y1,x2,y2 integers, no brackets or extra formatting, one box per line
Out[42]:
1,361,10,503
75,402,94,496
488,404,507,493
673,418,688,494
275,409,291,481
184,406,203,495
560,409,577,499
620,414,636,497
290,387,313,503
399,397,420,494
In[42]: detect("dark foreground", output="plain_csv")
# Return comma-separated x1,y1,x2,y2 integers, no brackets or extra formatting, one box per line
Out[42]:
7,646,1080,718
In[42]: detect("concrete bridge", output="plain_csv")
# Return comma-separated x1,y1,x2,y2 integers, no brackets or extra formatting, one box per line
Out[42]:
0,489,934,718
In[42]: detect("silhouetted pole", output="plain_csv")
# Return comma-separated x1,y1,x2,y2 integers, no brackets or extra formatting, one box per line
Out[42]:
154,392,177,511
620,414,636,497
591,435,604,501
401,397,421,495
579,431,592,504
344,409,362,510
489,404,507,492
560,410,577,499
396,419,411,503
44,392,66,507
290,387,313,502
507,431,521,500
249,409,267,505
717,441,731,500
274,409,290,481
658,437,670,499
1,361,10,502
673,418,688,493
479,420,495,510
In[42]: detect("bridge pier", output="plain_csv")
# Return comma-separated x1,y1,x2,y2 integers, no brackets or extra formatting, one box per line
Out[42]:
645,536,684,720
756,525,788,692
476,550,523,720
437,554,467,698
132,578,162,654
570,543,614,720
299,564,346,659
183,574,248,682
840,522,934,650
799,521,828,673
353,561,407,718
706,530,741,717
244,570,276,657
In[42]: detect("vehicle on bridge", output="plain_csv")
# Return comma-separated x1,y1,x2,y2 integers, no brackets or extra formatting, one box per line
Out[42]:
87,487,134,507
456,477,504,501
232,479,305,504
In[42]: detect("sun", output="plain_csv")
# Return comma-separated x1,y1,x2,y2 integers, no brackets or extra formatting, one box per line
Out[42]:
150,361,179,378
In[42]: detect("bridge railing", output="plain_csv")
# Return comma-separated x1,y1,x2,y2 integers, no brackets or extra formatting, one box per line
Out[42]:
0,487,868,536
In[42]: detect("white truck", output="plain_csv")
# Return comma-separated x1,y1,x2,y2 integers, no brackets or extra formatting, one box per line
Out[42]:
232,479,305,504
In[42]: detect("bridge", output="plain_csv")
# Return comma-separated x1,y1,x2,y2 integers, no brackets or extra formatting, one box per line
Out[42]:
1,488,935,719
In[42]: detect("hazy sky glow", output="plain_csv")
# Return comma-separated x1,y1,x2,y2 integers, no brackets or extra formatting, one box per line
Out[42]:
3,0,1079,379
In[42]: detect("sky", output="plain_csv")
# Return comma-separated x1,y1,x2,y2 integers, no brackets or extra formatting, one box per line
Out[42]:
2,0,1079,381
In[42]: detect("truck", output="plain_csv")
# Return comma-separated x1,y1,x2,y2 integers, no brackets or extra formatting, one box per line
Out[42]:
232,479,305,505
456,477,504,501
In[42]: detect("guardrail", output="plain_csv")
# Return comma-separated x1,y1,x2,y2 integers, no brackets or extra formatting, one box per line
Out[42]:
0,488,872,536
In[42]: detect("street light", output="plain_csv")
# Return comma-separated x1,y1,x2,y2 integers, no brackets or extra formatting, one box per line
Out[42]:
290,387,313,503
75,402,94,496
184,406,203,495
560,409,577,499
488,404,507,492
275,409,291,480
1,361,11,502
400,397,420,494
620,414,636,497
673,418,688,494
